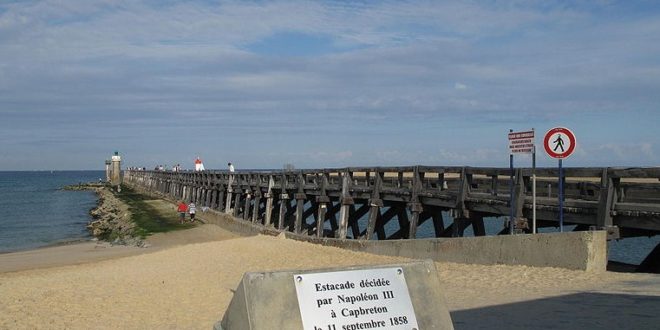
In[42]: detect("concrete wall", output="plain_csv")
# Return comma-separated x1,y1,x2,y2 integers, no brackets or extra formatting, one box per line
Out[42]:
197,207,607,272
197,209,278,238
285,231,607,272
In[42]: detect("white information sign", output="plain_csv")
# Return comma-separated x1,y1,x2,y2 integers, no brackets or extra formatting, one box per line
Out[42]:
508,130,535,154
294,267,419,330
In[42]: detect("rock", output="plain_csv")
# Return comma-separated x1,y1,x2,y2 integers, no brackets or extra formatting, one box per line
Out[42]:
86,186,140,244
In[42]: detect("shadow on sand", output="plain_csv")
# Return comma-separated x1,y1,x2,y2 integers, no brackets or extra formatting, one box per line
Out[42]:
451,292,660,329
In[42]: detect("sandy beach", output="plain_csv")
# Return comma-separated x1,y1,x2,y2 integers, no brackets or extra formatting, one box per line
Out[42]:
1,222,659,329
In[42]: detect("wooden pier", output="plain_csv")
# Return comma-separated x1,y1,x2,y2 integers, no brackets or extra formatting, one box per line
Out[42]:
124,166,660,268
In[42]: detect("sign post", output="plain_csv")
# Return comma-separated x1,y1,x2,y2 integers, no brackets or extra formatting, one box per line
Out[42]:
509,133,514,235
508,129,535,234
532,143,536,233
543,127,577,232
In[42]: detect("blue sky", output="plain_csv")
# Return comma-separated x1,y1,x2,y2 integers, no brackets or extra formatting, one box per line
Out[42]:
1,0,659,170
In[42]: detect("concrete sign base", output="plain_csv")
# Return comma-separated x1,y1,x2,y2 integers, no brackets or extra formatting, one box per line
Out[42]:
216,260,453,330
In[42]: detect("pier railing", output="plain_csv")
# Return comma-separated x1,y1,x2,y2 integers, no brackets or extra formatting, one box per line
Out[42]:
124,166,660,240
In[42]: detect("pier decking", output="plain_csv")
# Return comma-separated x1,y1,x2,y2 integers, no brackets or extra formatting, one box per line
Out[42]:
124,166,660,239
124,166,660,271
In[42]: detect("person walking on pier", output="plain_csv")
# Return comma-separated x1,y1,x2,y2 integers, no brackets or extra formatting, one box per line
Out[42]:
188,201,197,222
177,201,187,224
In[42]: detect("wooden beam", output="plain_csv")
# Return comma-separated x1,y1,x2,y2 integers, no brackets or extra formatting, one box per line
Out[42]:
294,171,306,234
243,190,252,220
264,176,275,227
472,213,486,236
596,168,618,228
277,193,290,231
337,171,353,239
316,201,328,238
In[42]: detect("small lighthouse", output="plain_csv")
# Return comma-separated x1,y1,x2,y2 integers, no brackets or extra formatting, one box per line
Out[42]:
104,159,111,182
110,151,122,187
194,157,205,171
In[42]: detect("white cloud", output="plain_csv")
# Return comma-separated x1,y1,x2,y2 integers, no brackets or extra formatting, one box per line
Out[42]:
1,1,659,169
597,143,656,160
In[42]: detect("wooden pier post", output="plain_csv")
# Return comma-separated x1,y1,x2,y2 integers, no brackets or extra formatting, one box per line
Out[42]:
233,190,242,218
337,170,353,239
276,171,289,230
205,175,213,207
264,176,275,227
216,183,225,211
225,172,233,214
210,189,218,209
251,176,262,223
315,173,330,238
471,212,486,236
278,193,289,231
408,166,424,239
294,171,306,234
597,168,617,228
513,169,526,226
365,170,383,240
243,189,252,220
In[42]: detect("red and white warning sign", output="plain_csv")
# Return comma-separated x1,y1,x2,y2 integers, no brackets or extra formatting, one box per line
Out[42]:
544,127,576,159
508,130,535,154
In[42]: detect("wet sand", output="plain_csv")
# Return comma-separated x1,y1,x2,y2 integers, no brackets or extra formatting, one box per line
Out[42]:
1,223,659,329
0,224,240,273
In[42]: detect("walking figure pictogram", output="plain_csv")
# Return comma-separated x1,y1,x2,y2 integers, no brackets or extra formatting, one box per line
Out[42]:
553,135,565,152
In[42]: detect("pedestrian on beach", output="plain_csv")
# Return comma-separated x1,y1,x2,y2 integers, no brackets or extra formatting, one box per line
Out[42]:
188,201,196,222
177,201,187,224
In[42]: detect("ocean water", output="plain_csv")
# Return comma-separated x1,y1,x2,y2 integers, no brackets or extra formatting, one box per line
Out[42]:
1,171,657,266
0,171,103,253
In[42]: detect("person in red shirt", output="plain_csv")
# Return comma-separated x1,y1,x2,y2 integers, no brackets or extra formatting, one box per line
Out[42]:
177,201,188,224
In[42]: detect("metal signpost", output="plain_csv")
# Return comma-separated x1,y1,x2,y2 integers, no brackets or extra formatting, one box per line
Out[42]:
543,127,577,232
508,129,535,234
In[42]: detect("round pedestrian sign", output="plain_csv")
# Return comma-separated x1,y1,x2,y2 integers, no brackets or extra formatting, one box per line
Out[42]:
544,127,576,159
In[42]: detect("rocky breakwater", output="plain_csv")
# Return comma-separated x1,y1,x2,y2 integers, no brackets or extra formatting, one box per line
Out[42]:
64,183,147,247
